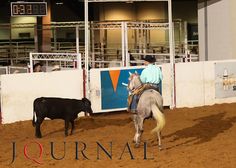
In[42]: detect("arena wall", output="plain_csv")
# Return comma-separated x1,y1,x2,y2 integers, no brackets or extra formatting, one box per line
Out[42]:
0,69,84,124
175,60,236,108
229,0,236,57
198,0,236,61
1,60,236,124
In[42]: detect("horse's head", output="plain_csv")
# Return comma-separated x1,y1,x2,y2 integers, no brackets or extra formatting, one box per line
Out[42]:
128,71,142,92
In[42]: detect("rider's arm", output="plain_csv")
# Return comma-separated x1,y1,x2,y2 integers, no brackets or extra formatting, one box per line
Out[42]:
140,69,147,83
158,67,163,81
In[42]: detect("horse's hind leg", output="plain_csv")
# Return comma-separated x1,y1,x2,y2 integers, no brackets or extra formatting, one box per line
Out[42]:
138,116,144,132
157,131,162,150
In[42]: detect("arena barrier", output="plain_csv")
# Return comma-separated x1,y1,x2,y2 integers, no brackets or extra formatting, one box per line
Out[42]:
29,52,82,72
0,69,84,124
0,66,29,75
89,64,172,113
175,60,236,107
1,59,236,123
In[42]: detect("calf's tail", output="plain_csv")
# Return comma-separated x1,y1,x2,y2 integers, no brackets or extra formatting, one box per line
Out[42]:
32,110,36,127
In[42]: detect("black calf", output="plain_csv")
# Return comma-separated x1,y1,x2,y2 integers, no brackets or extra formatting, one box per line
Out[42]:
32,97,93,138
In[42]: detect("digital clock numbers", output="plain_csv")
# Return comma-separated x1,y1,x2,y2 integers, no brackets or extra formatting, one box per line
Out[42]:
11,2,47,16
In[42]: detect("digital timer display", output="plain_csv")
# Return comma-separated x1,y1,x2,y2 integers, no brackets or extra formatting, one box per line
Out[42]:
11,2,47,16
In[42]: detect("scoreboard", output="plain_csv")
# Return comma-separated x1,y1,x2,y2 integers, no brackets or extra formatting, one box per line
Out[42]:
11,2,47,16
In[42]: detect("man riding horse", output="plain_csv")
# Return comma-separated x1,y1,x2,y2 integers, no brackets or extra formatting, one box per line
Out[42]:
128,55,163,113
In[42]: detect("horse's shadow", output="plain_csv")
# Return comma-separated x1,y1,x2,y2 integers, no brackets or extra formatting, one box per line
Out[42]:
43,114,132,137
162,112,236,149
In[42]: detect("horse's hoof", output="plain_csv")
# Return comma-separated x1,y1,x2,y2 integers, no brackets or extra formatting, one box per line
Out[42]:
134,143,140,148
158,145,163,151
36,135,42,138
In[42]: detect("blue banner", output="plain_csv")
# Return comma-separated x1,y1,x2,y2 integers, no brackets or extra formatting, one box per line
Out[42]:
101,69,143,110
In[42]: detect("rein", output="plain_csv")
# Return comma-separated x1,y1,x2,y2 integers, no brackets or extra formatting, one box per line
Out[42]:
130,84,145,95
129,74,144,95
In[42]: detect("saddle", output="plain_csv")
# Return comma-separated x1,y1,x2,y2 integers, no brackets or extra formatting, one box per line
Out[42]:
127,84,159,111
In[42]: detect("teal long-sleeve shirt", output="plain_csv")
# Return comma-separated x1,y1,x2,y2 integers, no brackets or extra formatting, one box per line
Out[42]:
140,64,163,84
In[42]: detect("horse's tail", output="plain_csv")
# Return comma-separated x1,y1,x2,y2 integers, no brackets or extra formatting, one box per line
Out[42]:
151,104,165,134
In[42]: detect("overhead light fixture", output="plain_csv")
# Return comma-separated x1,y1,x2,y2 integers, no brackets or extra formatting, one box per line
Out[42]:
56,0,63,5
56,2,63,5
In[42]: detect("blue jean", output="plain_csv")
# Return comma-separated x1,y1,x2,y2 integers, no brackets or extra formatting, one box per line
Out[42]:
130,95,138,111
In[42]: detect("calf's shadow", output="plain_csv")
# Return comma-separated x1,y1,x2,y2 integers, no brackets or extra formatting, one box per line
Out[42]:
42,113,132,137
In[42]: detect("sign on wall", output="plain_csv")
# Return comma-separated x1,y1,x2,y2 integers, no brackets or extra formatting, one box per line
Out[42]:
100,69,143,110
90,65,167,113
215,62,236,98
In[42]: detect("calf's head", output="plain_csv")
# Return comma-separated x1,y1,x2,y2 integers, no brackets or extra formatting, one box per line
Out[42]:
82,98,93,114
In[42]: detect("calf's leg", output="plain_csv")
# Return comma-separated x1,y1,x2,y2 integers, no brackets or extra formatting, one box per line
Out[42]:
70,120,75,135
64,120,69,136
35,117,44,138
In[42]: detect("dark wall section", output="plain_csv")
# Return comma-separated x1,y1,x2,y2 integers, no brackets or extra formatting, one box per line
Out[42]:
173,0,198,23
51,1,98,22
51,1,83,22
0,1,10,23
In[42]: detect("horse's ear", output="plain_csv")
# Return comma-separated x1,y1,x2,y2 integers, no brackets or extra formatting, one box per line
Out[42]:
129,72,132,76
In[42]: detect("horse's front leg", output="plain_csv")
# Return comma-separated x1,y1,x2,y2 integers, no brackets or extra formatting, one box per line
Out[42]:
133,115,144,148
133,115,140,144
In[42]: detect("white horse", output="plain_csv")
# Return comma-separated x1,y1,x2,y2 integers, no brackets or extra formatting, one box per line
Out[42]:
128,72,165,149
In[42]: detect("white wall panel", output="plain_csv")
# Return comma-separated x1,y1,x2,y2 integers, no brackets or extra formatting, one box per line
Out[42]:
175,62,205,107
175,60,236,108
1,70,84,124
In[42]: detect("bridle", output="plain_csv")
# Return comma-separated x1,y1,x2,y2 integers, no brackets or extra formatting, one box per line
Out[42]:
128,74,143,93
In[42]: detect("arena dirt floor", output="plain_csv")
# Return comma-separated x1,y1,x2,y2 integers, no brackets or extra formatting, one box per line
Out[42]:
0,103,236,168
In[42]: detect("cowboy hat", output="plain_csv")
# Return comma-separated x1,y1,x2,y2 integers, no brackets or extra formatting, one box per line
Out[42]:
143,55,156,63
